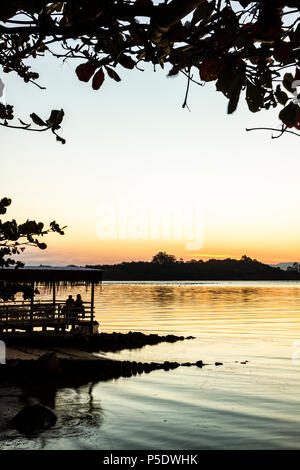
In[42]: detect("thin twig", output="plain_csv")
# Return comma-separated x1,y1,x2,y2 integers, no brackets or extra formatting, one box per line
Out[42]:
28,79,46,90
246,127,300,138
0,123,51,132
180,69,203,86
182,67,192,111
182,50,194,111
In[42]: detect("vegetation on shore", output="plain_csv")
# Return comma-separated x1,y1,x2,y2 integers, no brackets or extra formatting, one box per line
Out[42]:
87,253,300,281
0,197,65,301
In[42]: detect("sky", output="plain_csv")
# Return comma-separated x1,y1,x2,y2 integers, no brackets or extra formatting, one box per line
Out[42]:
1,51,299,266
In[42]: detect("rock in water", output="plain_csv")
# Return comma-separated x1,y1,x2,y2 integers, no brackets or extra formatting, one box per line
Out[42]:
35,352,61,377
196,360,203,368
11,404,57,435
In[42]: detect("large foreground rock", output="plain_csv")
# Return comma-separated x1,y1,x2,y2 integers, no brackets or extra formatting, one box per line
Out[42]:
11,404,57,435
35,351,61,377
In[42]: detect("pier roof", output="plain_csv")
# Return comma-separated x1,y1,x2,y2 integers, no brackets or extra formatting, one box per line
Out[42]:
0,266,103,285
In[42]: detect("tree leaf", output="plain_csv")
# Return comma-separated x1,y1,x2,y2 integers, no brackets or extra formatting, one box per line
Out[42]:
216,64,245,114
92,67,105,90
37,242,47,250
246,81,264,113
274,41,294,64
47,109,64,128
275,85,288,106
199,58,223,82
279,102,298,128
30,113,46,126
283,73,294,93
56,134,66,144
192,1,214,25
239,0,251,7
228,87,242,114
296,107,300,130
105,66,121,82
216,65,245,100
75,62,98,82
118,54,135,69
252,5,282,42
168,65,180,77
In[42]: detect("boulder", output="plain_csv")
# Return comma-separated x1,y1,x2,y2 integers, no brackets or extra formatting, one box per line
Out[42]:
11,404,57,435
35,352,61,377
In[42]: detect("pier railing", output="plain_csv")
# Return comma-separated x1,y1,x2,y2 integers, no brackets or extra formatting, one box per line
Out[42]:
0,300,94,332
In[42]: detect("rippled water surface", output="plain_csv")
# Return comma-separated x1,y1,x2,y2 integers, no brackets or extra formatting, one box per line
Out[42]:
1,281,300,450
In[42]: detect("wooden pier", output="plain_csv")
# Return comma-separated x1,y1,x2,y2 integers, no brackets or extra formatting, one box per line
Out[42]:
0,300,94,333
0,266,103,334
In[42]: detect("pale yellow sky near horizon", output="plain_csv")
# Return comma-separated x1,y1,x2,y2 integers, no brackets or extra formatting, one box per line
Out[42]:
1,54,299,266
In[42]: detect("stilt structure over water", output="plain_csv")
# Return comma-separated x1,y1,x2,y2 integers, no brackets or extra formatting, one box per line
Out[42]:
0,267,103,334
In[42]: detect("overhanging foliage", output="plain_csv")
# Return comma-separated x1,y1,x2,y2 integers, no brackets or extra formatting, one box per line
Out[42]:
0,0,299,140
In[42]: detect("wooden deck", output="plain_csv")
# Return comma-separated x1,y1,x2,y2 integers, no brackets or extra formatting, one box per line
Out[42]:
0,300,95,333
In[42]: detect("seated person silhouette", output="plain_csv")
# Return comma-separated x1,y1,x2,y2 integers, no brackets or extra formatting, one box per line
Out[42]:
62,295,75,320
74,294,85,318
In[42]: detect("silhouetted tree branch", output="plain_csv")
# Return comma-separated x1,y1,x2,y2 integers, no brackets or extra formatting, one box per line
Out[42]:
246,126,300,138
0,0,299,140
0,197,66,301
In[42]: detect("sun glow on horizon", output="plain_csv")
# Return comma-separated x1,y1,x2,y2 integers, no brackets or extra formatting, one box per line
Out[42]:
1,56,299,266
194,254,232,259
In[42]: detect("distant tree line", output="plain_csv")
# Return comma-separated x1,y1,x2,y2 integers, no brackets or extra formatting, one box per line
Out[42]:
287,262,300,273
86,252,300,281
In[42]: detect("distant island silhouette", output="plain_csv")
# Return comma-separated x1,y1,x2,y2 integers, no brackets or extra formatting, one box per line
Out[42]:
86,253,300,282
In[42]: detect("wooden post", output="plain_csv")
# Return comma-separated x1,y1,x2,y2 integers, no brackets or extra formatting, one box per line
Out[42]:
30,282,34,332
52,282,56,318
91,282,95,328
52,282,56,304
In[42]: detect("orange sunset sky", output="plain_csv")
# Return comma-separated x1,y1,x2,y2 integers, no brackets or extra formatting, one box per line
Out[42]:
1,55,299,266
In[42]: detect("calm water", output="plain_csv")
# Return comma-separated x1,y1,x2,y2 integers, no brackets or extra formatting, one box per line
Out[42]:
1,281,300,450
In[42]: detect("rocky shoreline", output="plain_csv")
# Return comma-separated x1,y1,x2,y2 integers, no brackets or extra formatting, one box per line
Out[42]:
2,330,191,354
0,331,200,387
0,331,196,436
0,331,247,436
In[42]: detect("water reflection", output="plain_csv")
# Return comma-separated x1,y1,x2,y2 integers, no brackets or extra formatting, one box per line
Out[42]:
0,382,104,449
34,282,300,338
151,287,176,306
20,382,57,409
5,282,300,450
